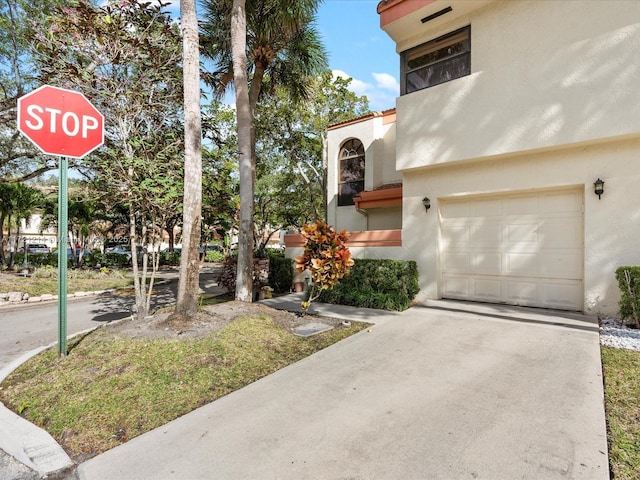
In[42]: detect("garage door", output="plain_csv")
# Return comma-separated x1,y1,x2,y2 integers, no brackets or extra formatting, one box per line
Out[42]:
440,188,583,310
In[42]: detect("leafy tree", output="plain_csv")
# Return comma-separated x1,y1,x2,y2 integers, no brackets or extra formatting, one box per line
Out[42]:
253,72,369,245
0,0,67,182
294,219,354,314
30,0,184,319
0,182,44,267
201,0,328,302
0,183,12,265
40,187,103,266
199,102,240,255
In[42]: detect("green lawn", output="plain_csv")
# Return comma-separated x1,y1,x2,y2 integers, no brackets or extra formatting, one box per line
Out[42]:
601,346,640,479
0,313,368,462
0,269,133,296
0,292,637,475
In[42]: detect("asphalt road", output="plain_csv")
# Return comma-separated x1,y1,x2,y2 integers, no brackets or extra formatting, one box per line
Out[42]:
0,271,223,369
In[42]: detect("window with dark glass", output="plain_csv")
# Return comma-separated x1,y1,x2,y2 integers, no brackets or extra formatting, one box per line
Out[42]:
338,139,365,206
402,26,470,95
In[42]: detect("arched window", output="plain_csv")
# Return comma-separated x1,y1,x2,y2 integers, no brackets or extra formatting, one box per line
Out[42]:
338,138,365,206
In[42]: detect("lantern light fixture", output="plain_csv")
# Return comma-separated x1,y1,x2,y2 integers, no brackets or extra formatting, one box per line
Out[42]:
422,197,431,212
594,178,605,199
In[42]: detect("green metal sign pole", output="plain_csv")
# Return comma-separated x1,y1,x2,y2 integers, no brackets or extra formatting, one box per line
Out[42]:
57,157,68,357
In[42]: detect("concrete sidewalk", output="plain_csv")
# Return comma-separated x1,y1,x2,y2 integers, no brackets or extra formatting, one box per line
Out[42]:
76,298,609,480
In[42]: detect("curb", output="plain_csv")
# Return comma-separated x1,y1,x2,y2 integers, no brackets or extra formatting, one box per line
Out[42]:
0,347,74,478
0,320,130,479
0,278,174,309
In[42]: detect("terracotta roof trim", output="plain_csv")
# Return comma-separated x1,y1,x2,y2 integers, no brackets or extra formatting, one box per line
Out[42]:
328,108,397,131
354,185,403,210
373,182,402,191
377,0,405,14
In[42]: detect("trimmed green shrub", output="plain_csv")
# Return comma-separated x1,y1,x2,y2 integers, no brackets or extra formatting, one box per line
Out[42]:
160,251,181,266
615,266,640,328
318,258,419,311
17,253,56,268
86,252,130,268
267,250,293,294
204,249,224,262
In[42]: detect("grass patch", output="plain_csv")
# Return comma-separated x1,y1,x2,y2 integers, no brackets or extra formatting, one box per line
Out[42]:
0,269,133,296
0,314,368,461
601,346,640,479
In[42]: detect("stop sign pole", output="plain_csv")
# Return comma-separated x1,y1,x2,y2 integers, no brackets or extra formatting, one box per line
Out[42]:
17,85,104,357
58,158,69,357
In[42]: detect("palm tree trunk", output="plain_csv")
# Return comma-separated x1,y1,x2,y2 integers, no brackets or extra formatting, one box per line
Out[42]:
232,0,254,302
172,0,203,318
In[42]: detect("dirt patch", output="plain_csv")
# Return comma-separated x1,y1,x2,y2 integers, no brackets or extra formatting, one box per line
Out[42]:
103,300,349,340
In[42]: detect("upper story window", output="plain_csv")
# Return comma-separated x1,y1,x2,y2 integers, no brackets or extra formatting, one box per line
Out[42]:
338,138,365,206
401,26,471,95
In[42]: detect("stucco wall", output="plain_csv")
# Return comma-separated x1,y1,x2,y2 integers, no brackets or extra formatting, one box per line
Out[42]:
285,245,406,263
396,0,640,170
402,137,640,316
368,206,403,231
345,246,405,261
378,123,400,188
327,116,400,232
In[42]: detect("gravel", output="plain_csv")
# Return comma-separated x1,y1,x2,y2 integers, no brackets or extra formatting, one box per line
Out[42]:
599,318,640,351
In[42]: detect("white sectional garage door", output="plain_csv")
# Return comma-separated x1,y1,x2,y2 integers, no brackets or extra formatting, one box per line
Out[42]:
440,188,584,310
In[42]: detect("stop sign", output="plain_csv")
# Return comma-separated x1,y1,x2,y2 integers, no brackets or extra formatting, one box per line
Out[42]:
17,85,104,159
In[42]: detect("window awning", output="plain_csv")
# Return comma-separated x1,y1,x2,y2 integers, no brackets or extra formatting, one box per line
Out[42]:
353,185,402,210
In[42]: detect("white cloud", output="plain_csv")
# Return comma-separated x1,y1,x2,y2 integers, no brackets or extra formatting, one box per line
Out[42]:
332,69,398,111
372,72,400,93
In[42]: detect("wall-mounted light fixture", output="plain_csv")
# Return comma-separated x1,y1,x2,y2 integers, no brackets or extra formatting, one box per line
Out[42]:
422,197,431,212
594,178,605,199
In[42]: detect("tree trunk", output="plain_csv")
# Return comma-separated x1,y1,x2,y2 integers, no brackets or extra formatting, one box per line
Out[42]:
0,213,6,266
172,0,203,319
166,217,178,252
321,132,328,221
231,0,254,302
8,215,15,268
129,202,146,319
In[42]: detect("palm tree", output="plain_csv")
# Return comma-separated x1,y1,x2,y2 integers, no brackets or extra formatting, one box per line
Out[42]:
201,0,327,301
170,0,204,321
229,0,253,302
4,183,42,267
40,193,100,267
0,183,13,266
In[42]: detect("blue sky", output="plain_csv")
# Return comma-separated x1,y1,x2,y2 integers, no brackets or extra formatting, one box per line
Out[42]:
317,0,400,111
166,0,400,111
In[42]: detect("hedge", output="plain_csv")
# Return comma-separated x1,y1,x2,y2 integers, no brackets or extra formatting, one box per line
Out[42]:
14,252,114,268
267,250,293,294
204,250,224,263
615,266,640,328
318,258,419,311
160,251,181,266
86,252,130,267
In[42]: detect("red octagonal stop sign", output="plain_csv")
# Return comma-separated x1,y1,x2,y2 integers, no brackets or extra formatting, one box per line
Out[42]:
17,85,104,159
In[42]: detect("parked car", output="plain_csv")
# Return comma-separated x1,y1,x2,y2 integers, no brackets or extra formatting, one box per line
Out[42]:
26,243,50,254
106,245,145,265
52,248,91,259
105,242,128,253
162,245,222,254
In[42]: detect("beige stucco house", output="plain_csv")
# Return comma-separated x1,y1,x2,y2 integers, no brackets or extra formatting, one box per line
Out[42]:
286,0,640,316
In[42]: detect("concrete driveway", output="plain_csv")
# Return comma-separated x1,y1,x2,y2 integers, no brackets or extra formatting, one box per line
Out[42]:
78,300,608,480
